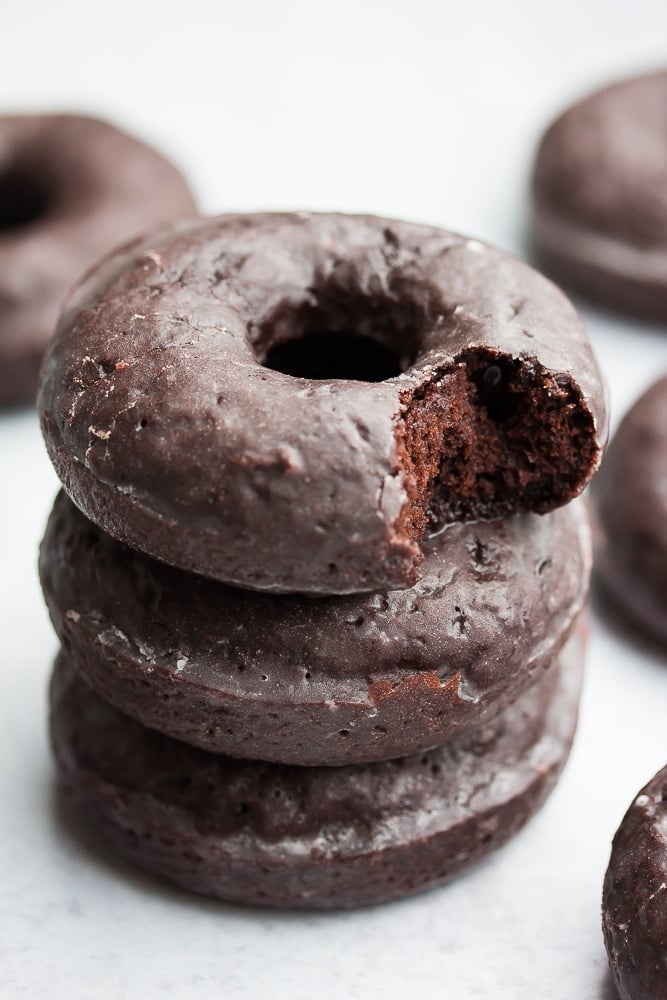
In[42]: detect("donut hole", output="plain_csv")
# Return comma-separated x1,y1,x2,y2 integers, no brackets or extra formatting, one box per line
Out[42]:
257,289,421,383
264,332,404,382
0,166,52,231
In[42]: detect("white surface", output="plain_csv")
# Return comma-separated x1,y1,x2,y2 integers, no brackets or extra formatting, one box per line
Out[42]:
1,2,667,998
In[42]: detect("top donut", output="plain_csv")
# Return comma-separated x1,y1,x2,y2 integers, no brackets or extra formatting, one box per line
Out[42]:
39,212,606,594
532,71,667,319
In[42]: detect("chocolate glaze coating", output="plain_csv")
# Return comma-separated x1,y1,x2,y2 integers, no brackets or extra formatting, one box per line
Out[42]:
40,492,591,766
39,212,606,594
602,766,667,1000
0,114,196,407
593,377,667,645
532,71,667,319
50,626,584,910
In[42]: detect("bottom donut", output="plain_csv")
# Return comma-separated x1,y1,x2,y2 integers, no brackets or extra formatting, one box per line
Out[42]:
50,626,585,910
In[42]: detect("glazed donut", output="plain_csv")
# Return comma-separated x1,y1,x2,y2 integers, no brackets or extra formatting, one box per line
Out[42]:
40,491,590,766
39,212,606,594
593,376,667,645
0,114,196,406
50,623,585,909
602,766,667,1000
532,71,667,319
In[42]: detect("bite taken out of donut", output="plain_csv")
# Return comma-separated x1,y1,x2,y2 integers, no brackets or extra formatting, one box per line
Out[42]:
39,212,607,594
0,114,197,407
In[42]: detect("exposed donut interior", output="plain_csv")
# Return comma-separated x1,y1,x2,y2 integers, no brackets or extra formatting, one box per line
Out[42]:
397,349,595,540
259,280,597,540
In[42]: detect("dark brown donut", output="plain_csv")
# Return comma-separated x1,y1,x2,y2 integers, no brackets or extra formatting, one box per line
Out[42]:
532,71,667,319
602,766,667,1000
39,212,606,594
39,491,591,766
593,376,667,645
50,623,585,910
0,114,196,407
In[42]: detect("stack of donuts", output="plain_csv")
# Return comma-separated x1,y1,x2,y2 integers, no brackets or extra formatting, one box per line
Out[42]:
38,212,607,908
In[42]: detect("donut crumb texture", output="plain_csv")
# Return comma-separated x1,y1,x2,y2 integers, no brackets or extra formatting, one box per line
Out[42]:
396,348,597,538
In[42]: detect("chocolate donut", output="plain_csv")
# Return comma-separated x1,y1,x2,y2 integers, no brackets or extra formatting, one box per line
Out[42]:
0,114,196,407
40,491,591,766
39,212,606,594
532,71,667,319
50,624,585,910
602,766,667,1000
593,377,667,645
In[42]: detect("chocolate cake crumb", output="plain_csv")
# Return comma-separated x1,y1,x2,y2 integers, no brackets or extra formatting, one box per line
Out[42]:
397,348,597,541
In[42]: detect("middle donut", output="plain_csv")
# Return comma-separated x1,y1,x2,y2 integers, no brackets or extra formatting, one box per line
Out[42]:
40,492,591,767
